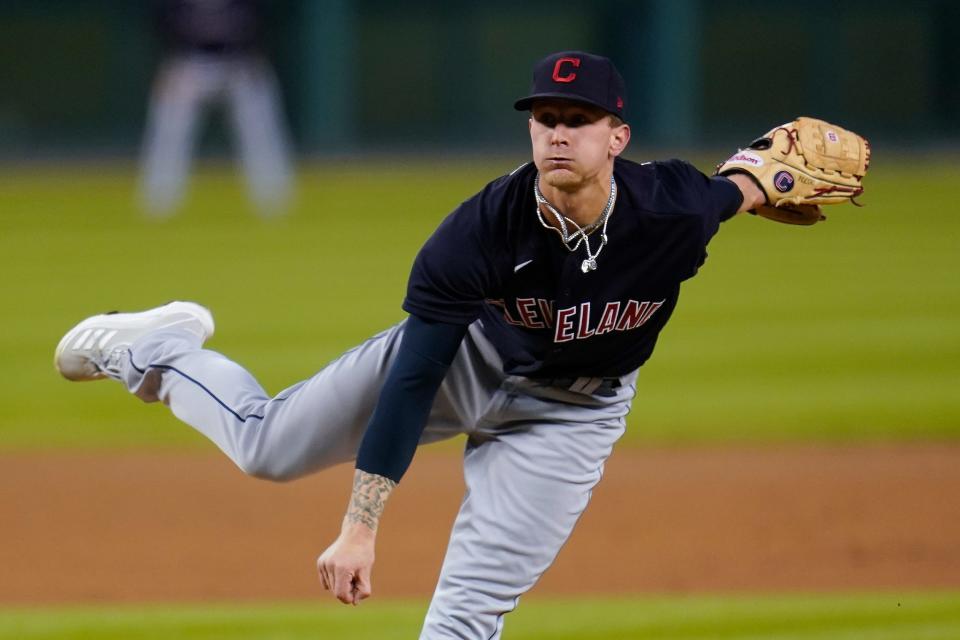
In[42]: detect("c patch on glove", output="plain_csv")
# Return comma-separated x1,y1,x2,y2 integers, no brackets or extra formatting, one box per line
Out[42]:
717,117,870,225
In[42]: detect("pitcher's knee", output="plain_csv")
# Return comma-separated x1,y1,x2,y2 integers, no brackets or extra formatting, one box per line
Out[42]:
236,453,304,483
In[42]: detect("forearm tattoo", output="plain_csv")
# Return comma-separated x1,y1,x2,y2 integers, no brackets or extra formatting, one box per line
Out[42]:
346,470,397,532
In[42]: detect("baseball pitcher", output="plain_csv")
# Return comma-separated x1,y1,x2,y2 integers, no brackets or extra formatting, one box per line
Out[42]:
57,51,868,639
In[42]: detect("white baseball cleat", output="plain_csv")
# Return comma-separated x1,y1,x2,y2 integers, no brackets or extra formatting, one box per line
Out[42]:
54,301,215,382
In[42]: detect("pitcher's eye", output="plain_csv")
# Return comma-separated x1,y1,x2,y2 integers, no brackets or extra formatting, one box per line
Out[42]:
535,113,558,127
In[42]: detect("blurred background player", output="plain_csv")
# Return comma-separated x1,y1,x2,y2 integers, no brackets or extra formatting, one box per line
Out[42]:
138,0,294,217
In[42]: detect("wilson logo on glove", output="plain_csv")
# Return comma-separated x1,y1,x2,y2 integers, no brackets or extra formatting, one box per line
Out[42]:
727,151,764,167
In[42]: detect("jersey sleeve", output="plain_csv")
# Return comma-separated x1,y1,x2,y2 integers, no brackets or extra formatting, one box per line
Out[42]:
653,159,743,240
354,315,467,483
402,189,505,324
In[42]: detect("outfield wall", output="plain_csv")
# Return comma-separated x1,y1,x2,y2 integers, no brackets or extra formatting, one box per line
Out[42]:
0,0,957,156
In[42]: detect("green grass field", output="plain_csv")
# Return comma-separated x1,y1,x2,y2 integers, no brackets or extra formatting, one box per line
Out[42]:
1,157,958,636
1,156,957,448
3,593,960,639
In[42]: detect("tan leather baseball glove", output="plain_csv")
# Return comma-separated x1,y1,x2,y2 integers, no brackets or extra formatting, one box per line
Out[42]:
716,117,870,225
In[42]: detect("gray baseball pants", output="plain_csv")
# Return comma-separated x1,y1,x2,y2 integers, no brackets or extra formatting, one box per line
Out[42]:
139,52,293,217
121,320,637,640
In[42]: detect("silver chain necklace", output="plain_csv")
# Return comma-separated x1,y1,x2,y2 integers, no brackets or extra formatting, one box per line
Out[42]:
534,174,617,273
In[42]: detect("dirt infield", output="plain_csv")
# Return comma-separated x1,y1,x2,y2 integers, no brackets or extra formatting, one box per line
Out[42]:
2,444,959,603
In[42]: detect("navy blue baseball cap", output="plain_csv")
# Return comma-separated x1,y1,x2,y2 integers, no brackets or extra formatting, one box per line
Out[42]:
514,51,627,121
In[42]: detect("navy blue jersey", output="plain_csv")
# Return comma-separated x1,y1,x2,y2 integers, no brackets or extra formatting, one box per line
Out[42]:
402,157,742,379
157,0,263,53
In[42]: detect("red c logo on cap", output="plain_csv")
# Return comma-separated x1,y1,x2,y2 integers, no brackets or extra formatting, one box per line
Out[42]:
552,57,580,83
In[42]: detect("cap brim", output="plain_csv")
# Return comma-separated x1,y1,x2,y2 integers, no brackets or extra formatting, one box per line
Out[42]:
513,92,621,119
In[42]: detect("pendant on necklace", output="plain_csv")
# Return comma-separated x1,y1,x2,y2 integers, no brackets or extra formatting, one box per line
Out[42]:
581,258,597,273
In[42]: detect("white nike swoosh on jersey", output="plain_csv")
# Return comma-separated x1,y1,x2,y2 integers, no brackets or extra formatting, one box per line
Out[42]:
514,259,534,272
